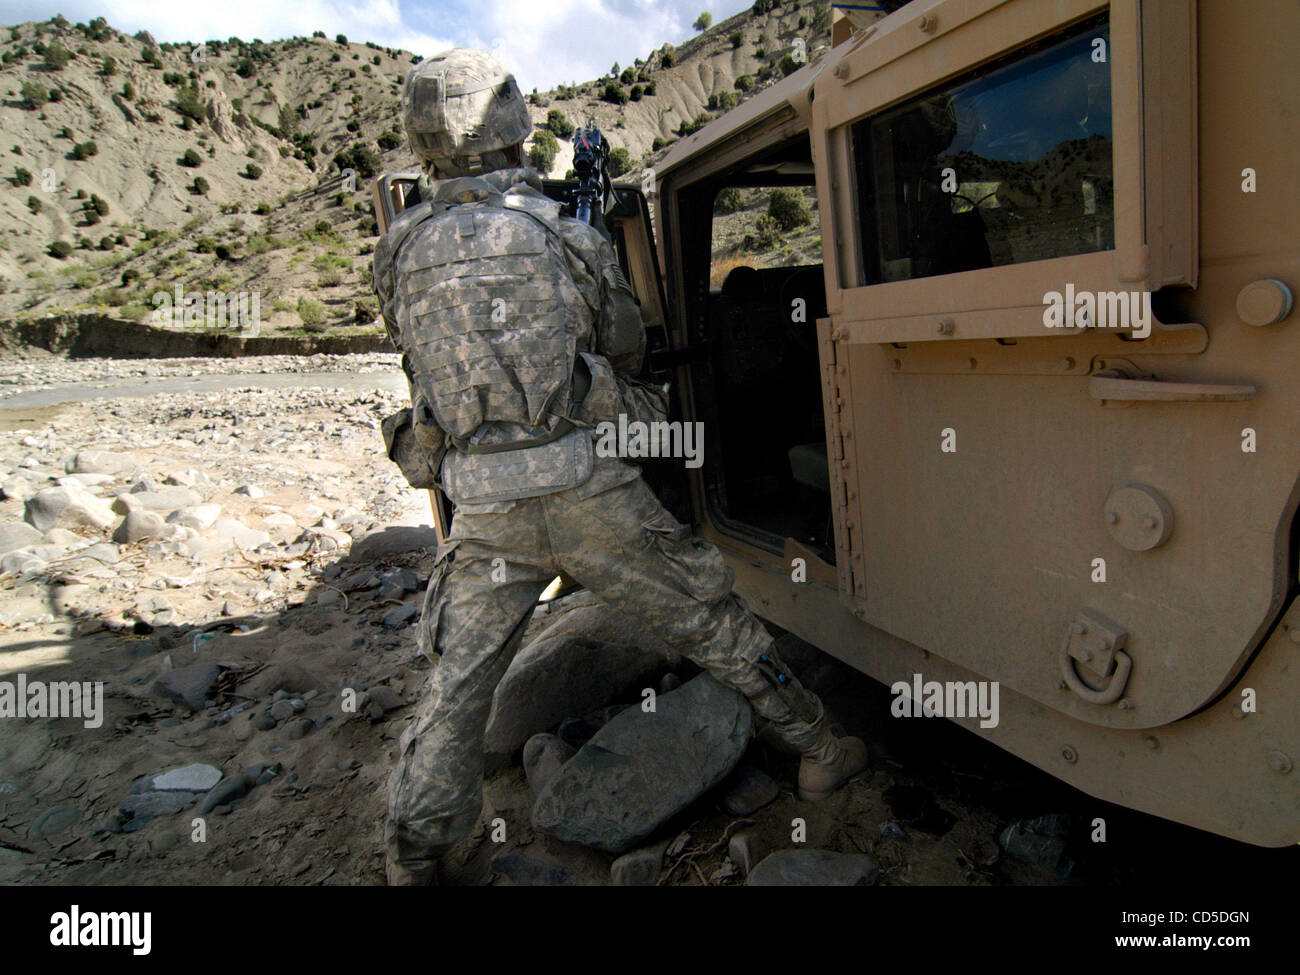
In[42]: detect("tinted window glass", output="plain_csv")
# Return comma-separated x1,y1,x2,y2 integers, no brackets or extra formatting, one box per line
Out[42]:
851,15,1113,285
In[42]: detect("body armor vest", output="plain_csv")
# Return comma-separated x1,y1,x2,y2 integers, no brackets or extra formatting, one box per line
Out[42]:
386,176,584,445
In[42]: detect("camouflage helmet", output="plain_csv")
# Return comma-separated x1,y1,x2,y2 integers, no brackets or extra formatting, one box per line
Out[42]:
402,48,531,177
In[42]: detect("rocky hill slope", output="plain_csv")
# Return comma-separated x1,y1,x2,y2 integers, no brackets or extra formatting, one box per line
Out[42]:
0,4,832,336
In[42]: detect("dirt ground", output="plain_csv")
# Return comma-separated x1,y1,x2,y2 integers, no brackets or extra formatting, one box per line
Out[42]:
0,357,1293,886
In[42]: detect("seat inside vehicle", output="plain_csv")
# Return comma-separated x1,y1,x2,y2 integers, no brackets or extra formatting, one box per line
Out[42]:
683,133,835,565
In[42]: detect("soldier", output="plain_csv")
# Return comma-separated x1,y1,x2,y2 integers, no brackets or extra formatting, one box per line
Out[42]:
373,48,868,885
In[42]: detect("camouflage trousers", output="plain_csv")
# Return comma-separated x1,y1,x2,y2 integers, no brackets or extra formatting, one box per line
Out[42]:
384,467,828,873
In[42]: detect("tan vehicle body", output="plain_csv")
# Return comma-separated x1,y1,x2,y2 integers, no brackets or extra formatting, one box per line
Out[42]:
651,0,1299,846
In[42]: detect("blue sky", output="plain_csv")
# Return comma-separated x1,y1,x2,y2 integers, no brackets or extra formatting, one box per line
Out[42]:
0,0,754,90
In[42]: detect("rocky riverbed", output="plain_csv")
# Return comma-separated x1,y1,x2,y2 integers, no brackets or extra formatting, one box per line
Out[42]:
0,354,1283,887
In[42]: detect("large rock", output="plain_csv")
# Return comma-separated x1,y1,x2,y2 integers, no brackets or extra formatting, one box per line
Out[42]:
531,674,752,854
166,504,222,531
211,518,270,549
24,486,115,532
113,509,165,544
68,449,137,475
346,525,440,561
0,521,43,556
111,487,201,513
484,603,678,755
746,850,880,886
153,663,224,712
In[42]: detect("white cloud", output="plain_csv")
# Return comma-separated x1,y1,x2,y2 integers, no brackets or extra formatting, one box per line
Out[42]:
3,0,753,89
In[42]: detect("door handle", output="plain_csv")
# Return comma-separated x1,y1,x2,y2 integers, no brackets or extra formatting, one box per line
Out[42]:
1088,372,1256,402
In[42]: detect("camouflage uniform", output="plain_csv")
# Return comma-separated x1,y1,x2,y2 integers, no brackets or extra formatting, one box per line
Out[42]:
375,56,832,877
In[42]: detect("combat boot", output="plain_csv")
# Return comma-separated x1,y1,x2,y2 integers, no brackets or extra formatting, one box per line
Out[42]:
797,727,868,801
386,857,439,886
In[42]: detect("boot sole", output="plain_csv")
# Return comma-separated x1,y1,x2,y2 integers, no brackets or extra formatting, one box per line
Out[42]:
798,785,835,802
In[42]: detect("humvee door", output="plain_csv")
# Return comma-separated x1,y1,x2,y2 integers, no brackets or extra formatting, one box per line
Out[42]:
811,0,1294,730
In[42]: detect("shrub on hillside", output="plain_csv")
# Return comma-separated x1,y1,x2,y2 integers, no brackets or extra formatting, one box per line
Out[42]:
49,240,73,259
243,163,263,180
43,43,71,70
768,186,811,231
181,148,202,167
545,110,574,138
602,83,628,105
20,80,49,108
192,176,209,194
714,187,744,214
529,129,559,173
607,146,633,178
297,297,326,325
71,141,98,160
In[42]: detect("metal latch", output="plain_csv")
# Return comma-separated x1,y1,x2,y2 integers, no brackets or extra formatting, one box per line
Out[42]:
1059,609,1132,705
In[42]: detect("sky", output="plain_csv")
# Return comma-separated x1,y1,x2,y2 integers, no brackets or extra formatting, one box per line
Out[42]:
0,0,756,91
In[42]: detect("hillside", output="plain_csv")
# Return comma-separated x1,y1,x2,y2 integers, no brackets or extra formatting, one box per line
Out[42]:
0,5,833,334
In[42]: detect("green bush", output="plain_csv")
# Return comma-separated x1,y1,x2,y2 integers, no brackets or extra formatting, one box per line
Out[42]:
71,141,98,160
714,187,745,214
90,193,109,215
334,144,378,179
43,43,71,70
353,297,377,323
376,130,402,151
122,81,135,99
731,32,743,49
643,81,656,96
335,34,347,44
545,109,574,139
607,146,633,178
602,82,628,105
20,80,48,108
181,148,202,167
768,186,811,231
780,54,801,77
100,55,116,76
243,162,262,179
751,213,781,251
122,268,140,286
630,85,643,101
192,176,209,194
528,129,559,172
49,240,73,259
175,85,206,123
297,296,326,325
27,195,42,213
735,74,754,92
694,12,712,31
12,167,32,186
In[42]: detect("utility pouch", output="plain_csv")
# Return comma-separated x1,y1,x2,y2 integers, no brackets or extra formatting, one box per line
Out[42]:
441,426,594,505
381,409,441,490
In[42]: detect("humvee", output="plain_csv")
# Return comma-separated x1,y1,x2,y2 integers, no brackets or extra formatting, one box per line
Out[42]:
379,0,1298,847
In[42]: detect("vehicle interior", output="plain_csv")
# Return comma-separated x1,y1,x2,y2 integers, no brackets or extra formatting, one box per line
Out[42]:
676,133,833,563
